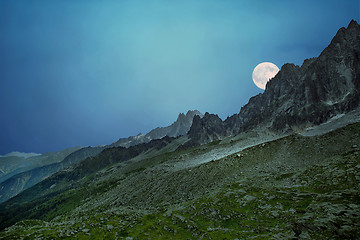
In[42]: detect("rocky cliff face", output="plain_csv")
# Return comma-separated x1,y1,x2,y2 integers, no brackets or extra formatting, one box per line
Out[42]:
187,20,360,145
185,113,228,146
111,110,203,148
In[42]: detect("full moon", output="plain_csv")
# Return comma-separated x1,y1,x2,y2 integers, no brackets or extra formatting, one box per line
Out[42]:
252,62,279,90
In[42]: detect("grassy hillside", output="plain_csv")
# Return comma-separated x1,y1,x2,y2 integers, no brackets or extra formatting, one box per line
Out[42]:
0,123,359,239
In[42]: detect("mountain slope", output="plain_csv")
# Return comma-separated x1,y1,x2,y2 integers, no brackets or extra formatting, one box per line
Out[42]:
0,110,202,204
0,147,82,184
0,146,104,203
0,121,359,239
185,20,360,146
0,136,179,221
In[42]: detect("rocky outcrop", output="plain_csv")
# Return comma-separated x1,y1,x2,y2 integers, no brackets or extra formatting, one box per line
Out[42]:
111,110,203,148
184,113,228,147
186,20,360,145
147,110,203,139
241,20,359,132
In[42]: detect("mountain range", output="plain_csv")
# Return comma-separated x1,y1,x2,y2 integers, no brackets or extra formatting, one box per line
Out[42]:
0,146,82,184
0,152,41,159
0,110,202,204
183,19,359,147
0,20,359,239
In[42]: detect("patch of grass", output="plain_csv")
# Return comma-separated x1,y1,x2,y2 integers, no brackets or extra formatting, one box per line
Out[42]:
207,140,221,146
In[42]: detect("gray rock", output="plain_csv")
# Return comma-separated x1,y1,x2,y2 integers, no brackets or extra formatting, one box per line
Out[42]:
186,20,360,144
243,195,256,202
112,110,203,148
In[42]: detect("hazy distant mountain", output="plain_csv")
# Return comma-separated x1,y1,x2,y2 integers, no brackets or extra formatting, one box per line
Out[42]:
185,20,360,146
0,152,41,159
111,110,203,148
0,146,104,203
0,110,203,203
0,156,29,179
0,146,82,183
0,136,177,210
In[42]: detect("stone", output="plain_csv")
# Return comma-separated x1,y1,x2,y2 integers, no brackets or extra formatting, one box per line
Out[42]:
243,195,256,202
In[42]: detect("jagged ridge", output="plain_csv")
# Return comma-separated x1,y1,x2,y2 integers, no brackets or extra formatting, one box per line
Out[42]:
111,110,203,148
186,20,360,146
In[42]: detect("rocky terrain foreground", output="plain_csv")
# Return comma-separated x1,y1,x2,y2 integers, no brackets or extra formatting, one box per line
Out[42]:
0,119,359,239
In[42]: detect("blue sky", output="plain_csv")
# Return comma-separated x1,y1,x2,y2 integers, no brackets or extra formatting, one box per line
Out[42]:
0,0,359,154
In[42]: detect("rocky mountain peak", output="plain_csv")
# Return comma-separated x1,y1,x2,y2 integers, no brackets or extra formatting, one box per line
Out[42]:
165,110,203,137
331,20,359,44
184,20,360,146
185,113,227,146
177,113,186,122
324,20,359,57
186,109,203,118
176,110,203,124
265,63,301,94
348,19,359,29
111,110,203,148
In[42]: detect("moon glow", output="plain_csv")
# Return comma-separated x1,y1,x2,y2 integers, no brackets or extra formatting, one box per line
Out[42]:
252,62,279,90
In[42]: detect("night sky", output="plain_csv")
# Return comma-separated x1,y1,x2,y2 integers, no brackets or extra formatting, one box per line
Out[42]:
0,1,359,154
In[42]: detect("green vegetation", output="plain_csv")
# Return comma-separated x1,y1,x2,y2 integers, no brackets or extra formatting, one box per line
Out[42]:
1,123,359,239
